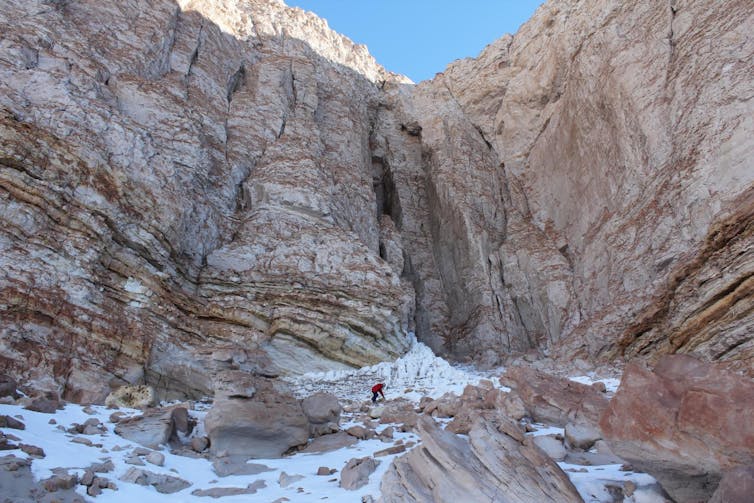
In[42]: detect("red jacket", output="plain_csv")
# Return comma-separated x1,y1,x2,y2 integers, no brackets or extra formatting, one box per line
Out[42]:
371,383,384,393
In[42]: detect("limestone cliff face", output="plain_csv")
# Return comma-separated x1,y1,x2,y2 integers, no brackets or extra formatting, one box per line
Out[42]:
401,0,753,371
0,0,414,401
0,0,752,401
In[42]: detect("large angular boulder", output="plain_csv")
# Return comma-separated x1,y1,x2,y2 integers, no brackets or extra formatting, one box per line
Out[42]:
340,457,379,490
301,392,341,437
378,399,419,430
600,355,754,502
500,365,609,427
205,376,309,458
709,465,754,503
380,414,582,502
114,409,175,449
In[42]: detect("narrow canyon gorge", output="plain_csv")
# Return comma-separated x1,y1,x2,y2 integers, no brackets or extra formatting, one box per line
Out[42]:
1,1,753,501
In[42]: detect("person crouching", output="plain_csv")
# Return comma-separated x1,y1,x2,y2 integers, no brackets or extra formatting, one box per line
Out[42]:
371,383,386,403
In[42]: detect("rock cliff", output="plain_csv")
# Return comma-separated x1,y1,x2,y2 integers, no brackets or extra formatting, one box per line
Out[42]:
0,0,752,401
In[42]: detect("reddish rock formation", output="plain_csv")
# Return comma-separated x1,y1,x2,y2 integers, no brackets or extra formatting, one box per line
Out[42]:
500,365,609,427
600,355,754,501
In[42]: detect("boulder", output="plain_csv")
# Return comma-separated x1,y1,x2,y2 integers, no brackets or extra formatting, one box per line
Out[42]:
191,481,266,498
204,377,309,458
301,392,342,423
532,435,567,461
374,444,406,457
88,459,115,473
119,467,190,494
0,416,25,430
0,375,19,399
378,400,419,429
499,392,527,421
19,444,45,458
368,406,385,419
145,452,165,467
43,472,78,491
423,393,464,418
278,471,304,488
301,431,357,454
114,409,174,449
170,407,194,436
105,385,155,409
301,392,342,437
340,457,379,490
600,355,754,502
380,414,582,503
191,436,209,453
24,397,60,414
564,421,602,451
500,366,609,426
346,425,372,440
212,456,272,477
709,465,754,503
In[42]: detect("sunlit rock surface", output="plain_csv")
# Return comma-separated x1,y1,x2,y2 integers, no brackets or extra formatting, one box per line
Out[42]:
1,0,752,400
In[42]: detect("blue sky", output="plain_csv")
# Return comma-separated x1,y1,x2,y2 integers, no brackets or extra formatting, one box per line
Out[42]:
285,1,545,82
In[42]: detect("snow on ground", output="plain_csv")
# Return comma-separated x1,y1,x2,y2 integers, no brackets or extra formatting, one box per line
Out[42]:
0,402,418,502
1,338,669,502
569,375,622,393
559,463,668,503
286,337,507,402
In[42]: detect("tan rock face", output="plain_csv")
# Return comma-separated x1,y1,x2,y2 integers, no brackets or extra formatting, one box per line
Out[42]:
424,0,754,365
379,414,582,503
600,355,754,501
204,376,309,458
0,0,752,399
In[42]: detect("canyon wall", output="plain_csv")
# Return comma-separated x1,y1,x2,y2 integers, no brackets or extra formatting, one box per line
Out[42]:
430,0,754,371
0,0,415,401
0,0,751,401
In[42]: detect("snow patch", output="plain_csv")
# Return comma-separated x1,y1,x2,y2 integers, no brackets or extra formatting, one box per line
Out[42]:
123,277,146,294
287,337,506,402
569,375,621,393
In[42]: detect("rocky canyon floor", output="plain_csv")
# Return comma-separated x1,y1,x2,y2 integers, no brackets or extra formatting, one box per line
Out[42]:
0,341,669,503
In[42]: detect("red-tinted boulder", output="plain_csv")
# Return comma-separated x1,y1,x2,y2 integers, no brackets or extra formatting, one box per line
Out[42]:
500,365,609,426
601,355,754,502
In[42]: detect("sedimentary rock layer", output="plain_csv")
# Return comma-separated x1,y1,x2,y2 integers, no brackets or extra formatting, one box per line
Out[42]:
0,0,413,400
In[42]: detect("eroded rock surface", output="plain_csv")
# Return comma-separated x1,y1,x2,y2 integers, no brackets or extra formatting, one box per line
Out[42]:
500,366,609,427
0,0,412,401
204,376,309,458
379,414,582,503
601,355,754,501
301,391,342,437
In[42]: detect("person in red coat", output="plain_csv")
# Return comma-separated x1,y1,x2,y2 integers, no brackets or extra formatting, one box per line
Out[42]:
371,383,386,403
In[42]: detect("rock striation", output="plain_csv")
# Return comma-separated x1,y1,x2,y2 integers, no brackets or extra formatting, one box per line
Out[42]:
379,414,582,502
0,0,413,401
0,0,752,400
